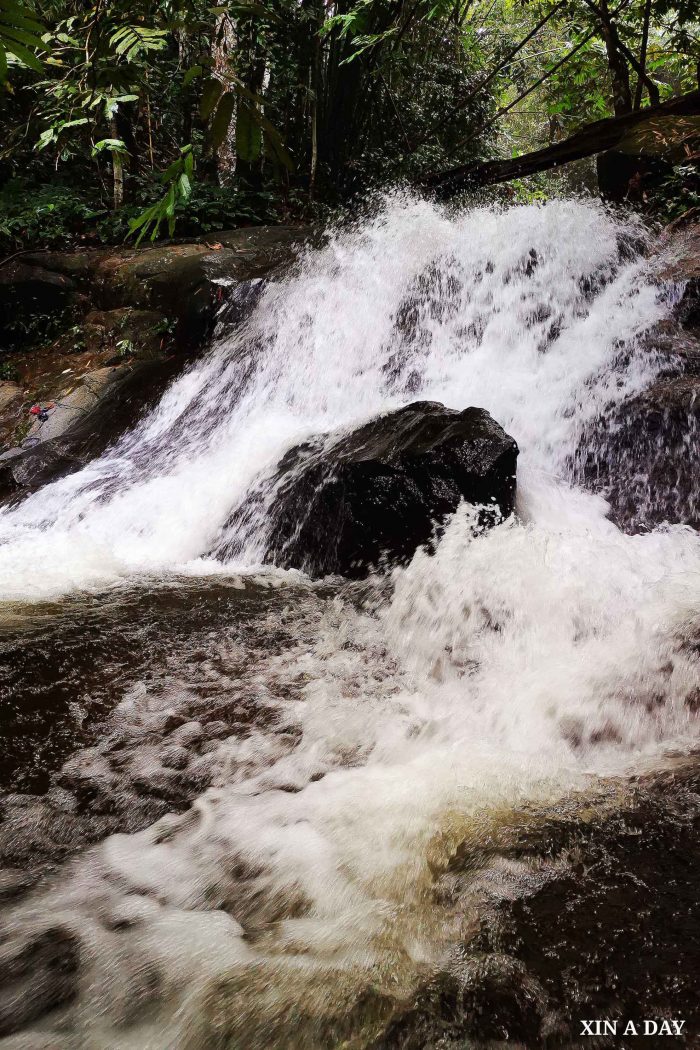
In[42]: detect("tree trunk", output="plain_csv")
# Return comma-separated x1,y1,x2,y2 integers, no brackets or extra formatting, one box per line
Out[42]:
422,89,700,197
598,0,633,115
236,29,266,190
213,14,237,184
633,0,653,109
110,117,124,210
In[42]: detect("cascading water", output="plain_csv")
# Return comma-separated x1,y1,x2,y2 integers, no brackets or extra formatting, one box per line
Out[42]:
0,197,673,596
0,197,699,1048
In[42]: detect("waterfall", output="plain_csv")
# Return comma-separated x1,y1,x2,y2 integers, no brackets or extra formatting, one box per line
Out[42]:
0,196,673,597
1,197,699,1049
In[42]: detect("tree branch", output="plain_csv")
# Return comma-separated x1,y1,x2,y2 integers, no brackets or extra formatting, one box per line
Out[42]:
421,87,700,196
408,0,568,153
581,0,660,105
634,0,654,108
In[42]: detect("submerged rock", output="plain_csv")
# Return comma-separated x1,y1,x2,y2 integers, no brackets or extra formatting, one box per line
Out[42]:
264,401,518,578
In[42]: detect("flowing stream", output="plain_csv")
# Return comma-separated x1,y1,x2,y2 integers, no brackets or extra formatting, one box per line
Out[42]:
0,197,699,1048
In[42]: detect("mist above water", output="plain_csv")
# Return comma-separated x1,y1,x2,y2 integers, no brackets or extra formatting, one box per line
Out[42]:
1,197,699,1048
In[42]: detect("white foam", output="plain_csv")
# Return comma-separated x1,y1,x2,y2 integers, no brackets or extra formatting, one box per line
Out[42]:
0,197,665,598
2,197,699,1048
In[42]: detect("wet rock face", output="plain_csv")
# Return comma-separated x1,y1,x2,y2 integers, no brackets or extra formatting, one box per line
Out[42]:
0,359,181,501
95,225,309,351
265,401,518,578
0,225,309,355
578,369,700,532
575,218,700,533
373,767,700,1050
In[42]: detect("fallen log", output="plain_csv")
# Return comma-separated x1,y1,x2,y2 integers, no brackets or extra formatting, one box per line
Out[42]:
421,89,700,198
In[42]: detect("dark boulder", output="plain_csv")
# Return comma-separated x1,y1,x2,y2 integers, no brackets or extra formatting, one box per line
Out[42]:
263,401,518,578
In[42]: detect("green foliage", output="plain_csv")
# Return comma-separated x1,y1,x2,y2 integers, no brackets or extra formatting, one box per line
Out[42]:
0,361,20,381
108,24,168,62
128,145,196,244
0,180,105,251
0,0,44,81
0,175,288,254
0,0,697,250
201,76,294,171
643,161,700,221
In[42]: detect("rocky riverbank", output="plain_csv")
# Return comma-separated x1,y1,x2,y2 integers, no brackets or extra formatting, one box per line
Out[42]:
0,226,310,497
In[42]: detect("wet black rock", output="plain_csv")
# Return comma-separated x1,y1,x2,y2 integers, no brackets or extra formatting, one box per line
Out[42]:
575,215,700,533
373,765,700,1050
577,370,700,532
264,401,518,578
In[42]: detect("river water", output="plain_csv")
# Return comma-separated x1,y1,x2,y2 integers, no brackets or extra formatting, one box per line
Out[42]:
0,198,699,1048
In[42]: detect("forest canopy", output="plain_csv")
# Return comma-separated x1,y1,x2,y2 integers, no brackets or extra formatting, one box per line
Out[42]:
0,0,698,251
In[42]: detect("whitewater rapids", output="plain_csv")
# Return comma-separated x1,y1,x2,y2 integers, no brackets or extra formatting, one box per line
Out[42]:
0,197,699,1048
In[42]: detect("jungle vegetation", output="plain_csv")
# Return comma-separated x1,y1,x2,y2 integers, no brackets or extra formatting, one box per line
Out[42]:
0,0,698,251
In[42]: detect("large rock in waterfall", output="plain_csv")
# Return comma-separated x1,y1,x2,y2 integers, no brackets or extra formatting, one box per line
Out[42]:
577,366,700,532
264,401,518,578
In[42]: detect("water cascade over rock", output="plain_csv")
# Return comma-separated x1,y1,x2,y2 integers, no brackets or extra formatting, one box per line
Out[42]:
0,199,698,1048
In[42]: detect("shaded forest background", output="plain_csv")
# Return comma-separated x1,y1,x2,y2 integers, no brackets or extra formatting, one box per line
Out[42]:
0,0,698,253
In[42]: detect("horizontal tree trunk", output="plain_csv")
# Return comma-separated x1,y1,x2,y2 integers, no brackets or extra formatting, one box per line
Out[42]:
421,89,700,198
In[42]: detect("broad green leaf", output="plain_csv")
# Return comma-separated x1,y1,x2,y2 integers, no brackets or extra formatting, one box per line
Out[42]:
1,24,44,48
3,36,43,73
235,100,262,163
91,137,128,156
183,63,202,87
200,77,223,119
211,91,235,148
